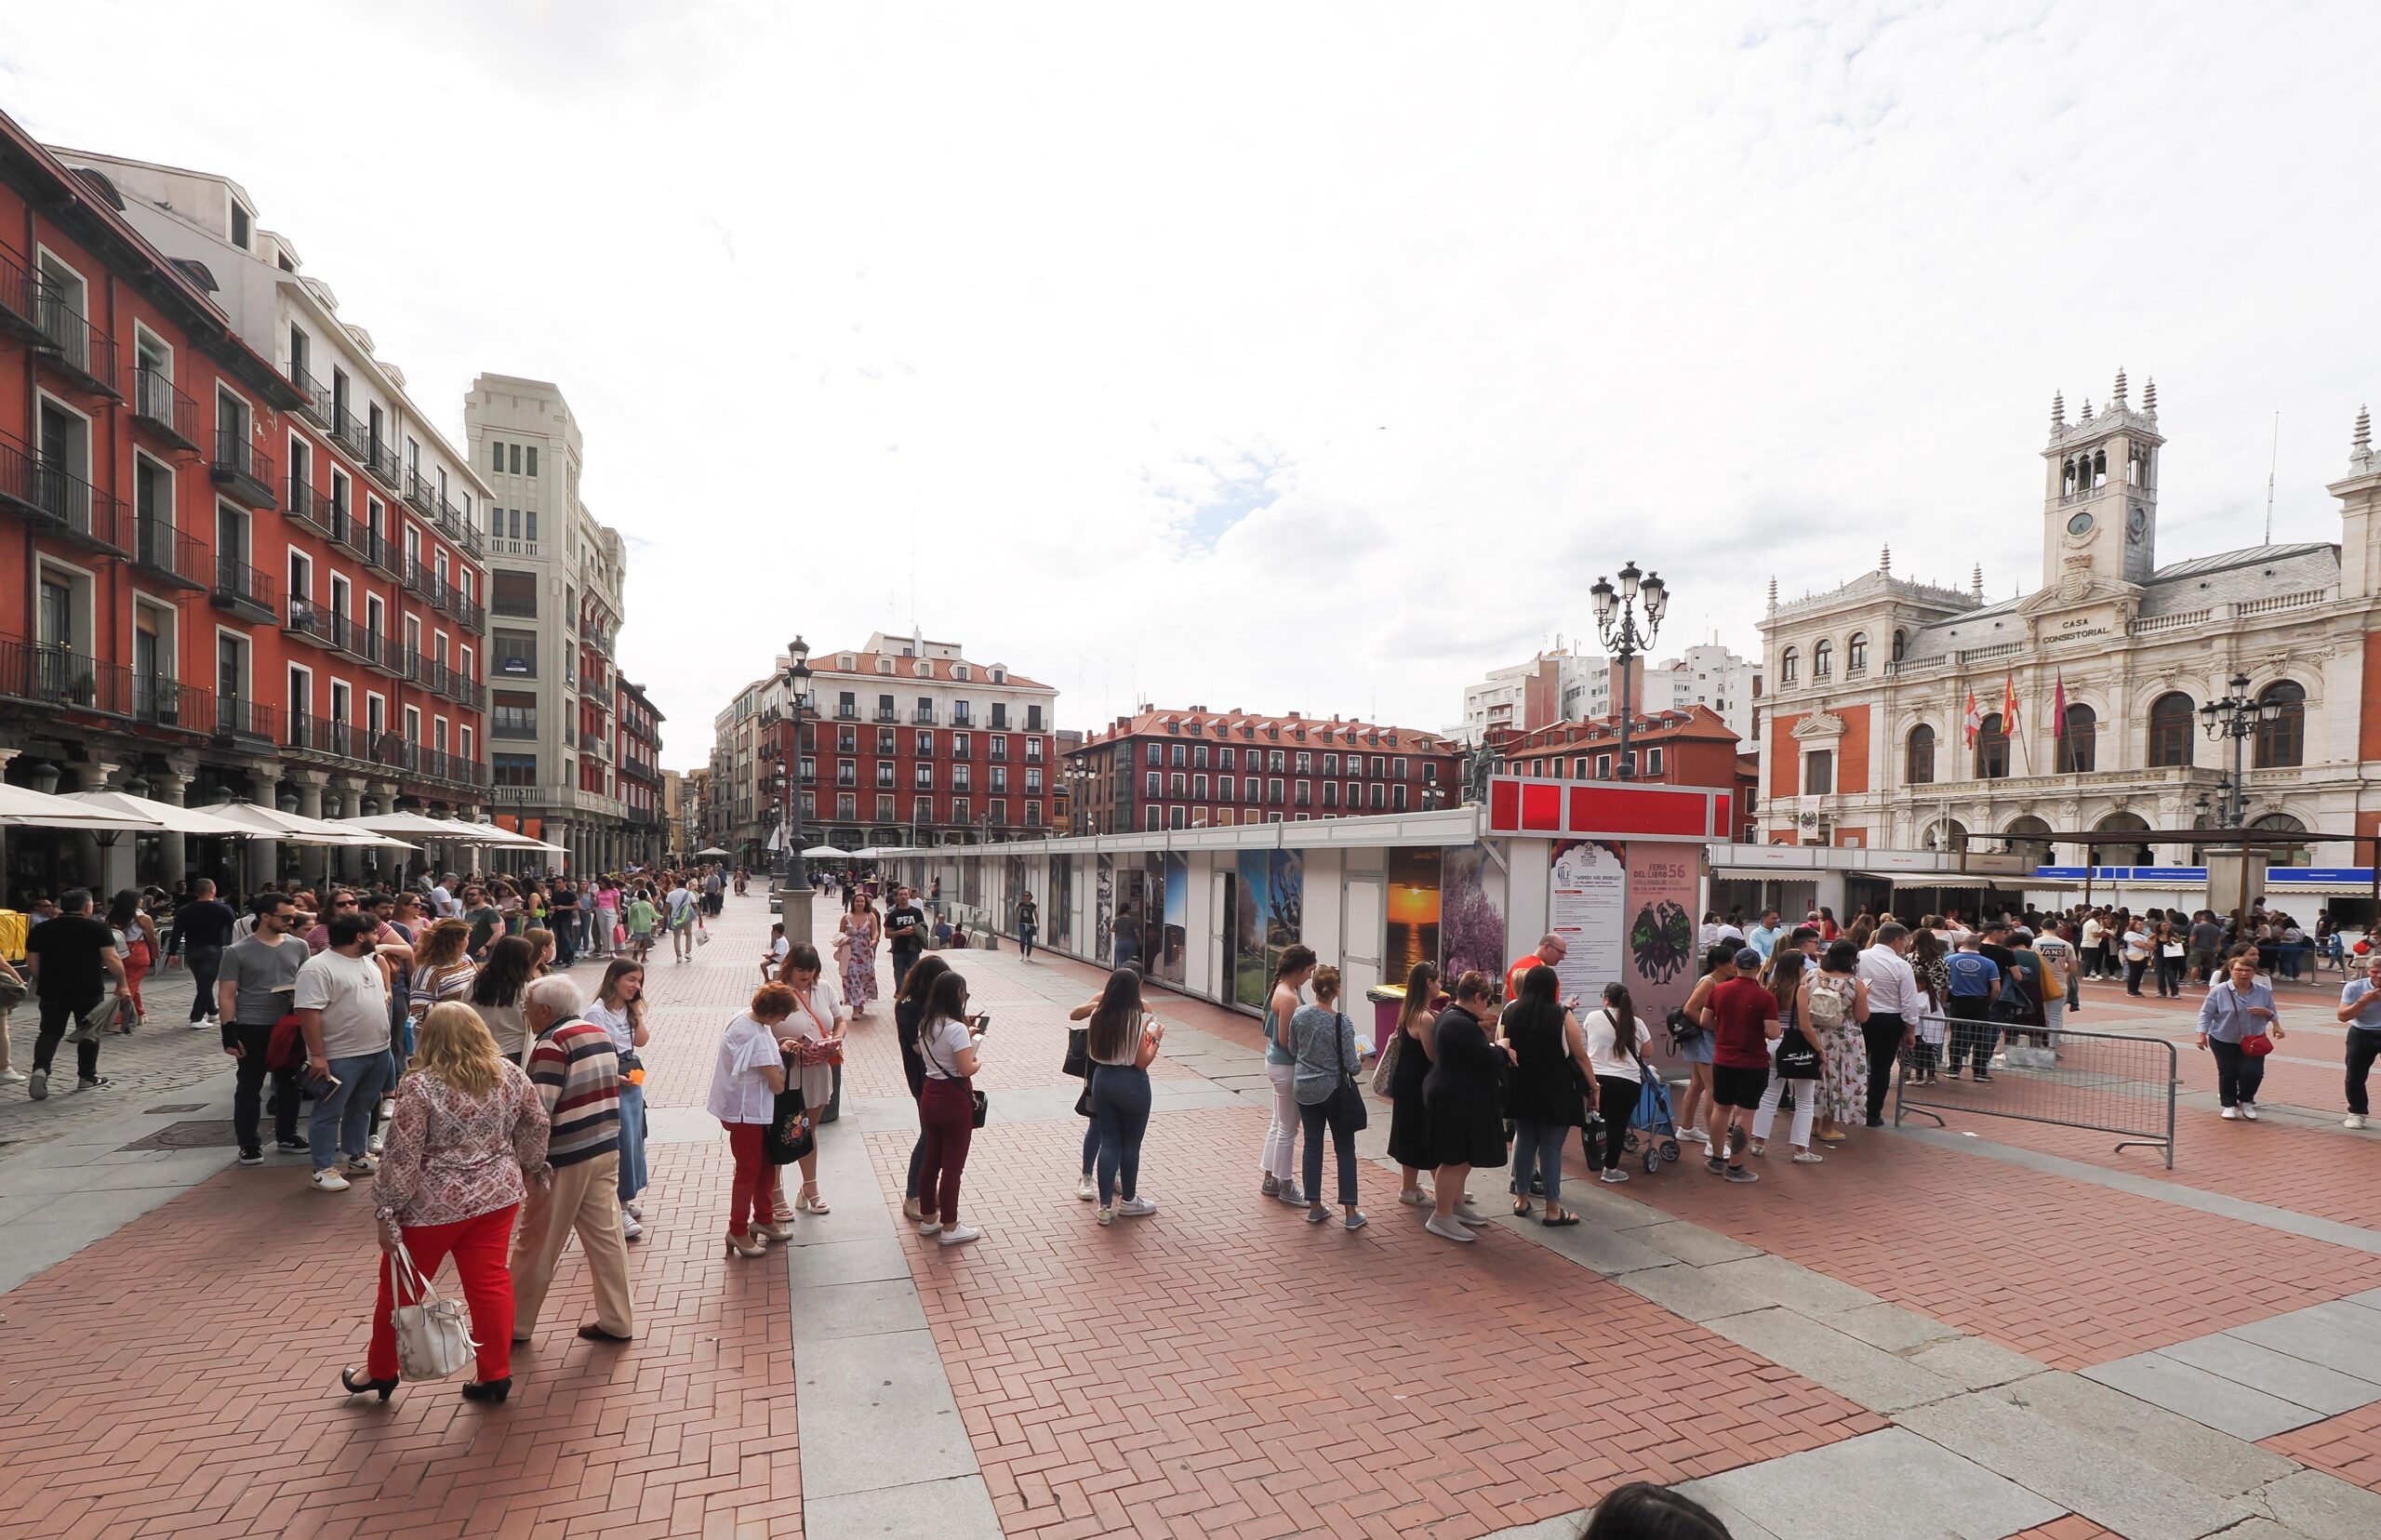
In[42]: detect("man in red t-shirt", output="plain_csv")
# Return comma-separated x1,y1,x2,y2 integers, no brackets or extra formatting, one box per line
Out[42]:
1506,933,1567,1005
1702,947,1780,1181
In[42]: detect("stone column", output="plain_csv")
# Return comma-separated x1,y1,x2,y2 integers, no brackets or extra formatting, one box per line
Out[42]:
0,747,17,905
153,758,196,890
288,769,331,892
327,777,366,885
75,762,122,899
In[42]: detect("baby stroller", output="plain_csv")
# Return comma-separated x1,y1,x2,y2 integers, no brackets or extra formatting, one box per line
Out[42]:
1621,1074,1683,1175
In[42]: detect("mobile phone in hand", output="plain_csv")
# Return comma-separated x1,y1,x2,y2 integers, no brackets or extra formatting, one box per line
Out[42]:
974,1013,991,1034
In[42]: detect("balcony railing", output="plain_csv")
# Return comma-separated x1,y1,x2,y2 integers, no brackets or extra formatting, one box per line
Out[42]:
286,362,333,430
579,673,612,703
329,406,372,469
0,251,44,344
285,476,338,538
210,556,277,622
913,707,936,724
284,596,333,645
131,366,200,450
365,436,404,491
0,437,132,554
133,516,207,590
34,284,119,396
579,731,607,756
210,694,280,746
0,639,129,716
210,428,277,509
405,467,439,518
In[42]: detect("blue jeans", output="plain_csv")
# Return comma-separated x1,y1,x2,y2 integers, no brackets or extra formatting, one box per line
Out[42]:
1509,1119,1568,1209
1090,1063,1151,1206
617,1080,649,1202
311,1051,392,1171
1079,1064,1101,1176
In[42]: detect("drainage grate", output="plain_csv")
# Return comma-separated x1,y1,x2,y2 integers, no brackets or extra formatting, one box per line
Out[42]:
115,1119,239,1152
145,1103,207,1115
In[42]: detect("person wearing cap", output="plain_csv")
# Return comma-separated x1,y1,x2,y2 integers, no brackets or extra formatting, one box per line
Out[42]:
1700,947,1780,1182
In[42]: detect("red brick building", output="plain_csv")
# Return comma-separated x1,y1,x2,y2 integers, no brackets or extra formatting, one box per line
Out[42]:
617,677,664,867
1068,708,1461,834
1483,706,1758,840
0,114,487,898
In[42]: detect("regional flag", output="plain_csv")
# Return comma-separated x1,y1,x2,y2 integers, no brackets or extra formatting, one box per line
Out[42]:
1962,688,1981,748
2053,670,2068,737
2003,672,2020,733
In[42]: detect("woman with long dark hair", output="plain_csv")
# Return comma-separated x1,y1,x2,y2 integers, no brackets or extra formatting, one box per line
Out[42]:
105,890,159,1029
893,954,952,1220
1085,966,1164,1225
585,960,650,1240
915,970,985,1246
1258,945,1318,1207
1748,949,1821,1161
469,936,539,1062
1584,980,1654,1184
1496,964,1595,1224
1419,972,1511,1243
1385,962,1443,1205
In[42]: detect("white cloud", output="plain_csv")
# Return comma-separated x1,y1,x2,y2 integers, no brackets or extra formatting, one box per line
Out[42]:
7,2,2377,761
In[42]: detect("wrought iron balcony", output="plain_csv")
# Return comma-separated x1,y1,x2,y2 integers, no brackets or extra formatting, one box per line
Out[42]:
329,406,373,469
210,556,277,624
131,366,200,451
283,597,334,646
365,437,404,493
286,363,334,430
210,428,278,510
0,436,132,555
209,693,279,748
133,516,207,590
0,251,44,345
285,476,339,538
33,284,119,398
0,639,130,716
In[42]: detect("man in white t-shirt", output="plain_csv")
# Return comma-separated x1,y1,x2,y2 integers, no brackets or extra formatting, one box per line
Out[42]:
666,880,702,962
294,913,393,1191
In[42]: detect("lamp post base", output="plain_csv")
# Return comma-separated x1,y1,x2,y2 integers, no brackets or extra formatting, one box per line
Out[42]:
776,879,815,950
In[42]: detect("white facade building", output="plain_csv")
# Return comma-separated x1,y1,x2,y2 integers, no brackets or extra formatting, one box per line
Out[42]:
1574,644,1763,745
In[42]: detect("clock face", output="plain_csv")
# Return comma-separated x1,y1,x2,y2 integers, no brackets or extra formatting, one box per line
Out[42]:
2067,511,2095,536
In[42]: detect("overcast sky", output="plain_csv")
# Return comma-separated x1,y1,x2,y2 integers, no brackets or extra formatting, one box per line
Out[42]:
7,3,2378,765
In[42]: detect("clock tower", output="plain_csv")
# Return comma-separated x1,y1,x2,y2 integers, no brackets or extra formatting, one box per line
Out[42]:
2042,369,2162,591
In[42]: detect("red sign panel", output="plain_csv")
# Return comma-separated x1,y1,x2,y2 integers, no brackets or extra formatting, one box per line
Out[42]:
1483,776,1719,843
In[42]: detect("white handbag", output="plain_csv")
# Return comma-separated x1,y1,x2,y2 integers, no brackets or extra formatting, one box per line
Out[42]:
389,1239,477,1382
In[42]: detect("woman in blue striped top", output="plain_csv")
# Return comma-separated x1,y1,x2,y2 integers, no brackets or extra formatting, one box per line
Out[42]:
2198,953,2285,1120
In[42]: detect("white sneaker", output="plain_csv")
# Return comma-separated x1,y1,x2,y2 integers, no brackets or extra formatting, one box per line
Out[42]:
0,1069,23,1085
1075,1175,1097,1201
2347,1114,2369,1130
917,1219,943,1236
366,1132,385,1156
621,1212,645,1241
1097,1206,1114,1227
311,1169,351,1192
343,1154,378,1175
1114,1197,1156,1217
2241,1106,2259,1121
1598,1168,1630,1184
2221,1107,2239,1120
1792,1151,1826,1164
1398,1188,1430,1206
625,1200,644,1220
1453,1201,1491,1226
1424,1214,1477,1243
937,1224,980,1246
1681,1125,1709,1146
378,1098,395,1122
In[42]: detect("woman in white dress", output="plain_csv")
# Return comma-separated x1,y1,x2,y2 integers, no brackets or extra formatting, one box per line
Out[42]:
775,943,848,1214
835,896,881,1016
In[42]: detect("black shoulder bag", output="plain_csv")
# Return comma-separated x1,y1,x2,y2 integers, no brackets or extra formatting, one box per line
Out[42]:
1329,1011,1370,1133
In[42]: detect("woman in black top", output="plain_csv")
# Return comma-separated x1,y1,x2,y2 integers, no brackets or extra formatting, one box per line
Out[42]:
1420,972,1513,1244
549,880,580,967
1385,962,1443,1206
1016,892,1039,961
1498,964,1596,1226
892,954,952,1221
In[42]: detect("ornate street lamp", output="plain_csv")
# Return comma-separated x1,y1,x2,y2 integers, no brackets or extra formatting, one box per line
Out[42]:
2198,674,2264,828
1591,559,1668,779
773,637,813,936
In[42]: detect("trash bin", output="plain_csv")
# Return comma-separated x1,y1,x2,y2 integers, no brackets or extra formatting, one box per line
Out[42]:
1363,984,1406,1055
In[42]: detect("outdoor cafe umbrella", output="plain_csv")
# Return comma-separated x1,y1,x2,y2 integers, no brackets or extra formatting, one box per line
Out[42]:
339,811,521,845
695,845,731,858
0,784,168,830
801,844,848,859
63,790,255,837
206,802,414,848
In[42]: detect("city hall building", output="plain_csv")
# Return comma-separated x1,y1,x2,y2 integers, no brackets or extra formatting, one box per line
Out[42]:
1756,373,2381,896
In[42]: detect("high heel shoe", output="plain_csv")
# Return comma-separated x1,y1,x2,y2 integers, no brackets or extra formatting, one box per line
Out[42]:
460,1377,512,1404
796,1187,831,1215
339,1367,398,1401
725,1232,767,1258
752,1218,796,1241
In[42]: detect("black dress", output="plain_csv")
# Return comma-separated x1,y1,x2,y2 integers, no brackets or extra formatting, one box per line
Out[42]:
1503,1002,1583,1129
1422,1005,1510,1169
1386,1016,1435,1169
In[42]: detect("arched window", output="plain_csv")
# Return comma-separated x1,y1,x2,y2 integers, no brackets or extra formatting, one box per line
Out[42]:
2056,703,2096,774
2148,692,2195,767
2062,458,2078,497
2092,448,2107,487
1847,632,1869,673
1975,712,2009,779
1906,724,1935,785
1813,640,1833,679
2252,811,2310,868
2255,681,2306,768
1779,648,1798,685
1891,630,1907,663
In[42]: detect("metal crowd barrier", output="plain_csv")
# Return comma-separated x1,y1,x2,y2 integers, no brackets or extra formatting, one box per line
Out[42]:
1894,1013,2178,1168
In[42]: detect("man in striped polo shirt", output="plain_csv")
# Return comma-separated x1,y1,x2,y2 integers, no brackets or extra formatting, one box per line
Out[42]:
509,975,636,1345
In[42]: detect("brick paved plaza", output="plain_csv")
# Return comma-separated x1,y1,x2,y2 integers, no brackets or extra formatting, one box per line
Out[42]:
4,896,2381,1539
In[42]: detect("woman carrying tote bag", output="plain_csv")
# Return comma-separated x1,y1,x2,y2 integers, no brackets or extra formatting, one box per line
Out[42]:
1290,965,1371,1231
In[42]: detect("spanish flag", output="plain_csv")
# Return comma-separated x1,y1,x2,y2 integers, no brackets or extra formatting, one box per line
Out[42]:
2003,672,2020,735
2052,670,2068,737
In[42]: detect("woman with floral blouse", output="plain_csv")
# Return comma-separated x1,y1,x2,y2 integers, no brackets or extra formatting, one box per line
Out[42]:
339,1001,549,1406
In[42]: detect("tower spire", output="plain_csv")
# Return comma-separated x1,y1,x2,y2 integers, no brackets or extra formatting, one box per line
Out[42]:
2354,404,2375,471
2050,391,2066,431
1766,576,1777,613
2081,397,2095,422
2143,377,2158,417
1971,563,1983,597
1880,543,1892,576
2112,367,2128,411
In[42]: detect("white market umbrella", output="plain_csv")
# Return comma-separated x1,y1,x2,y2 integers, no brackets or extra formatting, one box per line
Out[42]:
472,823,570,854
339,811,520,844
63,791,252,837
695,845,730,857
208,802,414,848
0,784,167,830
801,844,848,858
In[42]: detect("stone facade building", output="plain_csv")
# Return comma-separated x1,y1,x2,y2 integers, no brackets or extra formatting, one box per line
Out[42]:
1757,373,2381,870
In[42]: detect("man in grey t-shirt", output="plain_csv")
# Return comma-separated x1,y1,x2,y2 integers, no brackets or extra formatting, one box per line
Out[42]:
2188,913,2226,983
217,895,310,1162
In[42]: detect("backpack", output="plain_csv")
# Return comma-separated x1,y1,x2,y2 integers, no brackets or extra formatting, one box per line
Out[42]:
1806,975,1849,1030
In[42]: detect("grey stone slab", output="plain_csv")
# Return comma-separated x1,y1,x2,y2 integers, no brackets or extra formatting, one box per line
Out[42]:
0,1191,61,1227
785,1234,914,1289
2255,1467,2381,1540
1501,1210,1676,1277
2228,1299,2381,1383
1696,1254,1883,1317
0,1183,195,1294
1632,1219,1763,1267
1702,1308,1965,1414
1679,1427,2059,1540
642,1105,734,1145
796,1328,978,1499
1616,1262,1776,1321
0,1147,233,1197
2082,1351,2327,1441
2348,1285,2381,1310
1829,1302,1963,1354
792,1278,930,1345
2162,1332,2381,1417
1146,1084,1248,1114
805,1475,1004,1540
1896,1390,2251,1540
1996,1371,2300,1496
1903,1335,2051,1394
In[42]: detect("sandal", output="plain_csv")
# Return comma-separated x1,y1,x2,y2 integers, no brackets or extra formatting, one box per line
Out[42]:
1511,1199,1532,1217
796,1186,831,1215
1541,1210,1581,1228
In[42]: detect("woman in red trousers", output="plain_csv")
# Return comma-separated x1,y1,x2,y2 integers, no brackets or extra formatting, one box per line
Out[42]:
914,969,986,1247
709,983,802,1256
340,1002,550,1405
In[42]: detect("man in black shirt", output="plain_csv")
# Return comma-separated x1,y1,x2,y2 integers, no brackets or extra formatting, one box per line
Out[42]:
885,887,928,989
166,877,238,1030
23,887,129,1099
